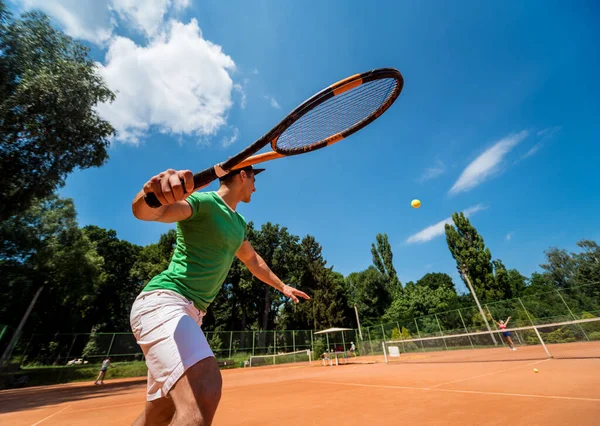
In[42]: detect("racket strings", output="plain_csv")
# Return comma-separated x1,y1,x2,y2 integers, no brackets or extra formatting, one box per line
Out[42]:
288,81,392,147
276,78,398,151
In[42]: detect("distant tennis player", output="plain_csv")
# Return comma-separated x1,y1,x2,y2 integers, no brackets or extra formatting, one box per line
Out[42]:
94,357,111,385
495,316,517,351
129,166,310,426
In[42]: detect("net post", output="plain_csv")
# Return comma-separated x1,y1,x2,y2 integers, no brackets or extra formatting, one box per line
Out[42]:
533,325,552,358
307,349,312,365
382,341,388,364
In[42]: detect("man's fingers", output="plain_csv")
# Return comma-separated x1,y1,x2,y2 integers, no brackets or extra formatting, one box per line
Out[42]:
150,176,169,206
179,170,194,194
294,289,310,300
161,173,176,204
169,172,185,201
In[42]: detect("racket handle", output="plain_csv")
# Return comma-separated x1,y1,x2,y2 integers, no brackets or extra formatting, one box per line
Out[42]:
143,167,219,208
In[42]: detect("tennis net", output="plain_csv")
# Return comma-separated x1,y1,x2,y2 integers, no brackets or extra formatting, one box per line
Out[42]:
248,349,312,367
382,317,600,364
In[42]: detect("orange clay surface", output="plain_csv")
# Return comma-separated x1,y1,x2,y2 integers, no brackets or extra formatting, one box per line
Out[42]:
1,357,599,426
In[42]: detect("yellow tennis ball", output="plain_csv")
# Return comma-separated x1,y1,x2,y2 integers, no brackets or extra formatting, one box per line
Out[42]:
411,199,421,208
533,368,539,373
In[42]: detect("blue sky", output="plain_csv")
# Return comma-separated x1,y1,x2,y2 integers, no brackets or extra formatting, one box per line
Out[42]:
12,1,600,293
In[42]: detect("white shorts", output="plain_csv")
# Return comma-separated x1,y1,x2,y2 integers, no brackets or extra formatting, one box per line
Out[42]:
130,289,214,401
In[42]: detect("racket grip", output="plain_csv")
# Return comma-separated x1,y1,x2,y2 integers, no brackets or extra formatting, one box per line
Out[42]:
143,167,219,208
143,179,186,208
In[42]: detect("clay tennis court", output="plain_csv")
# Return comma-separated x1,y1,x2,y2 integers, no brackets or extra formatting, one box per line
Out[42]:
1,354,599,426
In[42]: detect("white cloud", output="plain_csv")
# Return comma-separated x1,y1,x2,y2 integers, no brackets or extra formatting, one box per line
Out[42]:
264,96,280,109
233,84,247,109
520,126,561,160
221,128,239,148
419,160,445,183
521,143,542,159
111,0,187,38
20,0,192,43
96,19,237,144
449,130,529,195
505,232,513,241
20,0,115,45
406,204,486,244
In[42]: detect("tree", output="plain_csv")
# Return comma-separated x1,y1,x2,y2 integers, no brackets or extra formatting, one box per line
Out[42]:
83,226,142,331
130,229,177,288
444,212,512,303
383,273,458,323
371,233,402,296
540,247,577,288
0,3,115,221
0,194,103,336
279,235,351,331
346,266,392,325
506,268,527,297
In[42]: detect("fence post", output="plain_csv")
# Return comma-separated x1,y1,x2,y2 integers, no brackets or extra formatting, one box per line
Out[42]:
292,331,296,352
228,331,233,359
457,310,475,348
556,290,590,341
414,319,425,352
434,314,448,350
273,330,277,354
107,333,116,357
484,304,504,347
252,331,255,356
65,334,78,362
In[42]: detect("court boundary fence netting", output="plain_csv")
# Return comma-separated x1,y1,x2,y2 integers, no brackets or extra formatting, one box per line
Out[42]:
248,349,312,367
382,317,600,364
1,282,598,373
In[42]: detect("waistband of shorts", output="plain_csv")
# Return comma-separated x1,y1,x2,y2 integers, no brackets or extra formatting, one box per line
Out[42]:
137,289,206,316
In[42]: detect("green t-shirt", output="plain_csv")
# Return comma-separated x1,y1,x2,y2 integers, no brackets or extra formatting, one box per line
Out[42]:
143,191,248,311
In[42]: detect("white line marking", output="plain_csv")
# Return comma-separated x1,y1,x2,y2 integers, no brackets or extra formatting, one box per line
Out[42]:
430,359,551,388
68,401,142,414
30,405,71,426
307,380,600,403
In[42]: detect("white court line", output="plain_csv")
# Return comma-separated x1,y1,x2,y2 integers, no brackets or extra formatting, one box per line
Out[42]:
67,401,143,414
30,405,71,426
307,380,600,403
430,359,551,388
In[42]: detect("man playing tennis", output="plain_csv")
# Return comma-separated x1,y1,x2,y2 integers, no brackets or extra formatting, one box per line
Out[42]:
129,166,310,426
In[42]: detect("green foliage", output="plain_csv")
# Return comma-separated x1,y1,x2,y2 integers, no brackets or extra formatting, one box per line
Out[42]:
371,233,402,296
346,266,392,325
383,273,458,323
445,212,512,302
0,4,116,220
312,338,326,358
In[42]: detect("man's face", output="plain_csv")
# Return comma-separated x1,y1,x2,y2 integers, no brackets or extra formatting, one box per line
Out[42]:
239,170,256,203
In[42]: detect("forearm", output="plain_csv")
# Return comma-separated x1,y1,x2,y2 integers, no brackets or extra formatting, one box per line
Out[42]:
247,257,286,292
132,189,167,221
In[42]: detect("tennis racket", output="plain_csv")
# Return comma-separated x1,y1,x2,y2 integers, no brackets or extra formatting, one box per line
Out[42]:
144,67,404,208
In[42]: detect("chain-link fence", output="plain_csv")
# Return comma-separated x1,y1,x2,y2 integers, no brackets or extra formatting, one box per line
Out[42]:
2,283,599,369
